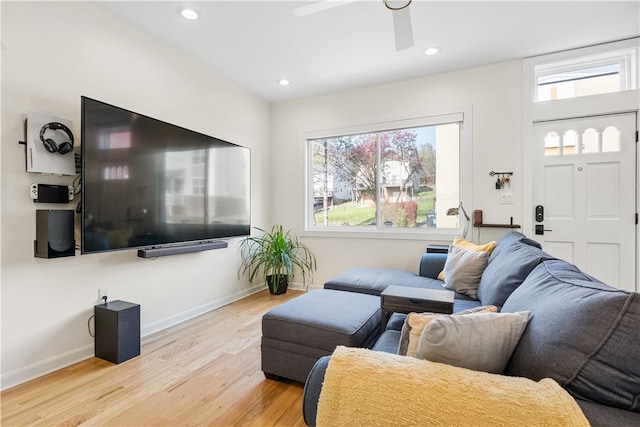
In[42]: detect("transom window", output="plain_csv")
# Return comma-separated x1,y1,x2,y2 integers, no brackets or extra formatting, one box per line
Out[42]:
306,113,468,237
535,48,637,102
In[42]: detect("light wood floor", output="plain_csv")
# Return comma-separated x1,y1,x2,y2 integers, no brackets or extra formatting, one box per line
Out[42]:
1,290,307,427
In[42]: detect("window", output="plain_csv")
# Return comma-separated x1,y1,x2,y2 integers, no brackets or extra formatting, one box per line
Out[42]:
535,48,637,101
192,177,204,195
543,125,621,157
306,112,468,238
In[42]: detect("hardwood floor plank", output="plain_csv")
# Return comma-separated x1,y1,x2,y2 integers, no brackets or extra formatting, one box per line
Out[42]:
1,290,307,427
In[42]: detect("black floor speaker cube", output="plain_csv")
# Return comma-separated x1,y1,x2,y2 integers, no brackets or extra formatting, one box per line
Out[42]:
95,300,141,364
34,209,75,258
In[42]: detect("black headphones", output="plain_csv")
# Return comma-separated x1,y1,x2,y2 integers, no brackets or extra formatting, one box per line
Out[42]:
39,122,74,155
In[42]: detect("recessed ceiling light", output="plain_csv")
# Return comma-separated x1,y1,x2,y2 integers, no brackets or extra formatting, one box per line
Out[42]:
424,46,440,56
178,7,199,20
278,79,291,86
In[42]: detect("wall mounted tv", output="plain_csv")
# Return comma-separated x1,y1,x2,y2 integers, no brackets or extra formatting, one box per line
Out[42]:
81,96,250,255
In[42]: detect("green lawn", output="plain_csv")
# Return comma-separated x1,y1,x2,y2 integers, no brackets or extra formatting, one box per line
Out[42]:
314,202,376,226
314,190,436,227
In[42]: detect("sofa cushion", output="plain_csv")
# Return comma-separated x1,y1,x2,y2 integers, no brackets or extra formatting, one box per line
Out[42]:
576,398,640,427
442,245,488,298
488,230,542,263
371,330,402,354
385,312,407,332
476,239,554,309
502,260,640,413
324,267,475,300
415,311,530,374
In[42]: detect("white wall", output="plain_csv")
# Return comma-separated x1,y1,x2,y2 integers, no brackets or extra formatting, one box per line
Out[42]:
271,60,523,284
1,2,271,389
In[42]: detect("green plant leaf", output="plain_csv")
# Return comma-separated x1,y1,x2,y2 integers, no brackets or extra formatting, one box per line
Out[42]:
238,225,317,292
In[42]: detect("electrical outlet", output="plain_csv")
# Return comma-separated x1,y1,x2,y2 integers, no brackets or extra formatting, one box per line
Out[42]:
98,288,110,301
500,192,513,204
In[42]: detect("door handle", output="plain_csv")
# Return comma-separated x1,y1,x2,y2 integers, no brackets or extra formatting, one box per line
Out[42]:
535,225,553,235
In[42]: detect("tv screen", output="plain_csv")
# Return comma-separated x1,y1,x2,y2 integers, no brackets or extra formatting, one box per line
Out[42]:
81,96,250,254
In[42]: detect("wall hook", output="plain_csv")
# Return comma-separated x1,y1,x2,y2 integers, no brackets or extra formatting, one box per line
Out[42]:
489,171,513,190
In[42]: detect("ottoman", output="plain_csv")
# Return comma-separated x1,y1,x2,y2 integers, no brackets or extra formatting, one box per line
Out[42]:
261,289,382,383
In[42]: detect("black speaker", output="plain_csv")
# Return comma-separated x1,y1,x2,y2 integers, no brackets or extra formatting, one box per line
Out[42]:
34,209,75,258
95,300,141,364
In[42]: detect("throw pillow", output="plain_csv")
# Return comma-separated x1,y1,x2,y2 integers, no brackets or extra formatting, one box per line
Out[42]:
437,237,496,280
415,311,531,374
453,236,497,254
441,245,488,298
402,312,442,357
397,305,497,357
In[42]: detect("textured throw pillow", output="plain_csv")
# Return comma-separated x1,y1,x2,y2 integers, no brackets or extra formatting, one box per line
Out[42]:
441,245,489,298
398,306,497,357
402,313,443,357
415,311,531,374
437,237,496,281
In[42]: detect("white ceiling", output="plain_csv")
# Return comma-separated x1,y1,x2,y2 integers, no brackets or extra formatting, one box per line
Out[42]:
96,1,640,103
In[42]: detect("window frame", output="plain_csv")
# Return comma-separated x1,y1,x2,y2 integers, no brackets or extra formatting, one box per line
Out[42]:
534,47,638,102
303,107,473,241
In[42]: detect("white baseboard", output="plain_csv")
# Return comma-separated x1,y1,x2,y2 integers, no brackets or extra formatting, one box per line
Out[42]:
1,284,265,391
1,344,94,391
140,284,264,337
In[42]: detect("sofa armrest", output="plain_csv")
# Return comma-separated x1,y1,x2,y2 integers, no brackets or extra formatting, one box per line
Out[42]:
311,347,590,427
418,252,448,279
302,355,330,427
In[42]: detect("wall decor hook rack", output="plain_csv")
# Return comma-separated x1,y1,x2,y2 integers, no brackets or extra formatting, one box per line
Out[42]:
489,171,513,190
489,171,513,177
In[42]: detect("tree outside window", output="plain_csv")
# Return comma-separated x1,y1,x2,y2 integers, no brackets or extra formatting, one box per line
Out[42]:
309,121,460,232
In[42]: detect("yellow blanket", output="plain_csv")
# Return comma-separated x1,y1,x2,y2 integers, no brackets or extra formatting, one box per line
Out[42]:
317,346,590,427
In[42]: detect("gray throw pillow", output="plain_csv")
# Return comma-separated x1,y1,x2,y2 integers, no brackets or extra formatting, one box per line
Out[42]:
415,311,531,374
442,245,488,298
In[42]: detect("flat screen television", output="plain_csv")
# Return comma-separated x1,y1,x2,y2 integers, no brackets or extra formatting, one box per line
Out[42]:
81,96,250,254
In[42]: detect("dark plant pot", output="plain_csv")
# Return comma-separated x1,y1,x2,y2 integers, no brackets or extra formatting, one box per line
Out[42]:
266,275,289,295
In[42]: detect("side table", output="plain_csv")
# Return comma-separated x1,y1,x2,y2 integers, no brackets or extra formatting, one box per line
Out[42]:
380,285,454,330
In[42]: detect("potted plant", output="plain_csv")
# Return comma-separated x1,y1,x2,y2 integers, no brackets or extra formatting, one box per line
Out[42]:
239,225,317,295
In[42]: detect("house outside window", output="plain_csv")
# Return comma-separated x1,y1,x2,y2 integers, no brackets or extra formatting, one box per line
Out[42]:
306,112,469,238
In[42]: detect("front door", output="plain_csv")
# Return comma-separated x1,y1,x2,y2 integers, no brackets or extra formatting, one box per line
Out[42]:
532,112,637,291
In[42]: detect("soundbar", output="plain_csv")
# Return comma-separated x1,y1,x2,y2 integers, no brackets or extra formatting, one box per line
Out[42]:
137,241,228,258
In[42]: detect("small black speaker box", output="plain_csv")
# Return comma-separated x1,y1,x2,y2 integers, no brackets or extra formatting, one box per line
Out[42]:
34,209,75,258
95,300,141,364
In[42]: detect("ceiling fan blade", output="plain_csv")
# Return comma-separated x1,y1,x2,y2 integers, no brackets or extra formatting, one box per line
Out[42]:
392,7,414,51
292,1,359,18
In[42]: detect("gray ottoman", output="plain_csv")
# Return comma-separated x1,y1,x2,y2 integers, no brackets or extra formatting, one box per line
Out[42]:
261,289,382,383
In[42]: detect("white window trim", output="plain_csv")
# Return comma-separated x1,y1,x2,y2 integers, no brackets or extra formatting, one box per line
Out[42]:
302,106,473,242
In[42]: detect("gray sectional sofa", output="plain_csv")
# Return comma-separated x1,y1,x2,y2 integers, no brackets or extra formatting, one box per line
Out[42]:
302,231,640,426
